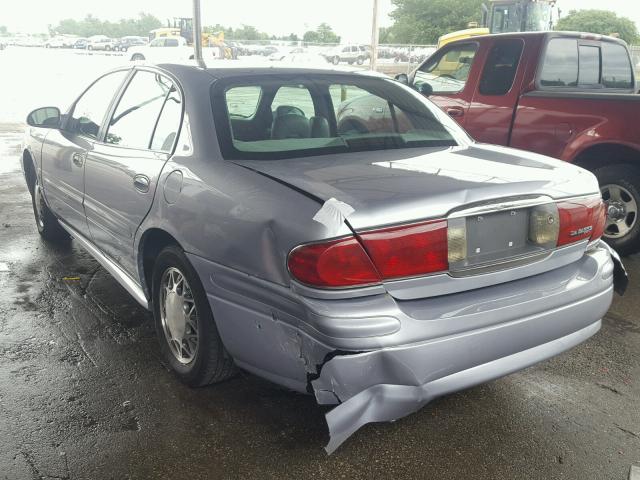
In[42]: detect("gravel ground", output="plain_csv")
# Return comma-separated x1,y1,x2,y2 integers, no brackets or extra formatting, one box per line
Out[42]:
0,77,639,478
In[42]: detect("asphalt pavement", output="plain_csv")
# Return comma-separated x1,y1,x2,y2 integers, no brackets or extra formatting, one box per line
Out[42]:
1,122,639,479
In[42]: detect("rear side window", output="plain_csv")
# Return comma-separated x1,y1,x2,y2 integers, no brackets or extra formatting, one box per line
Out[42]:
105,71,173,149
479,39,524,95
540,38,578,87
225,86,261,118
578,45,601,85
166,38,179,47
150,87,182,152
602,42,633,89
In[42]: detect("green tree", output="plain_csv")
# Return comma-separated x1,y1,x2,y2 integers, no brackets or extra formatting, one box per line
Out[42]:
303,23,340,44
556,9,639,45
390,0,484,44
51,12,161,38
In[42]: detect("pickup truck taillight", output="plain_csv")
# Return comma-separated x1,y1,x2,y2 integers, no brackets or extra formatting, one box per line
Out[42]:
288,197,606,289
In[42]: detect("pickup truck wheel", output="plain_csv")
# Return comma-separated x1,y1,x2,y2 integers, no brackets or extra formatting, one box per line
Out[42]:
152,246,236,387
595,165,640,255
31,177,70,243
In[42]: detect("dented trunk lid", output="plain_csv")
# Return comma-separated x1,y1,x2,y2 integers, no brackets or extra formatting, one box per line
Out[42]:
237,144,598,231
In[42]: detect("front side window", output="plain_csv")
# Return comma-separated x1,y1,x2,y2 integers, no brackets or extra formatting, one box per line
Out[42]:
479,39,524,95
70,70,129,139
602,42,634,89
414,44,478,94
105,71,173,149
540,38,578,87
166,38,179,47
215,75,458,160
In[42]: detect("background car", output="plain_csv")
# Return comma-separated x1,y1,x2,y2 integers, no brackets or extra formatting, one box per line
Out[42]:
322,44,370,65
113,36,147,52
72,38,88,49
128,35,195,63
87,35,115,51
268,47,305,61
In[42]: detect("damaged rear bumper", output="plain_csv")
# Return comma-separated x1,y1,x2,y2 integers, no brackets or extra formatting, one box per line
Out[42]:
188,243,617,454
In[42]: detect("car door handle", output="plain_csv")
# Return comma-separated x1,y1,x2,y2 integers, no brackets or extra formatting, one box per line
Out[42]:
72,152,85,167
446,107,465,118
133,174,150,193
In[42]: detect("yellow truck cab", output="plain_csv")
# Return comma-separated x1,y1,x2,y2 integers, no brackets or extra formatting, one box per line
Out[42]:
437,27,490,49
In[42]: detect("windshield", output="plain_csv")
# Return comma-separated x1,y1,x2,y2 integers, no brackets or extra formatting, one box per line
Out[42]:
524,2,553,31
212,74,460,160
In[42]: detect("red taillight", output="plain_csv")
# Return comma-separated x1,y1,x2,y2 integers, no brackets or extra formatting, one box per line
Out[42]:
358,220,449,279
288,220,448,288
287,236,381,288
557,197,606,246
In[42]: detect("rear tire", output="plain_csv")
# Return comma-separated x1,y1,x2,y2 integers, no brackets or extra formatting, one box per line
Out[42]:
594,164,640,256
332,56,340,65
31,177,70,244
152,245,236,387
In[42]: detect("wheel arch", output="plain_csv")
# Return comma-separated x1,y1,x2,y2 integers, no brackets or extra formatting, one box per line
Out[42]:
138,228,183,299
22,149,37,196
572,142,640,173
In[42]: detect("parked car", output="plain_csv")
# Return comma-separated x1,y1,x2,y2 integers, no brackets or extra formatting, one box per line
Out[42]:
128,36,195,63
72,38,88,49
45,35,77,48
323,44,370,65
400,32,640,254
268,47,305,61
113,36,147,52
22,65,624,454
87,35,115,51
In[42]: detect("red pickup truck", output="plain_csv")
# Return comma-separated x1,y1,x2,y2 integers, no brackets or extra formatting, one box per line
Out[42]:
402,32,640,254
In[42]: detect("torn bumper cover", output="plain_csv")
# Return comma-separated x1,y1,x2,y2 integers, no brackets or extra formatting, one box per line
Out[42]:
312,242,624,454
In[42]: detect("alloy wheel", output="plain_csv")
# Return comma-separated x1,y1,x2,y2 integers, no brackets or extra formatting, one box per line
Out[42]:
160,267,199,364
601,183,638,238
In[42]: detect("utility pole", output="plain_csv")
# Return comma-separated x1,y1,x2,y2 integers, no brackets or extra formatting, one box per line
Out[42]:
192,0,206,68
370,0,379,71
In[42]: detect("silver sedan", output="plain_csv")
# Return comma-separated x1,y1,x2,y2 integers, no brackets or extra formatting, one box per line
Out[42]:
22,64,624,453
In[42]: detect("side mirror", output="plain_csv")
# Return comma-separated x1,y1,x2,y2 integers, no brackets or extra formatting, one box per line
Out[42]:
27,107,61,128
394,73,409,85
417,82,434,97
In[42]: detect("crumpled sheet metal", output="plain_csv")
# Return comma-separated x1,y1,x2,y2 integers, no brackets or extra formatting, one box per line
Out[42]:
313,320,601,454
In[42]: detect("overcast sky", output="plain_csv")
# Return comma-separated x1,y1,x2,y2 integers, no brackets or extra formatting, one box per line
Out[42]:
3,0,640,42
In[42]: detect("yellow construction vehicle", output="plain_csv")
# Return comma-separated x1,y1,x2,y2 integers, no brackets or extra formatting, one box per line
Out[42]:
438,0,558,48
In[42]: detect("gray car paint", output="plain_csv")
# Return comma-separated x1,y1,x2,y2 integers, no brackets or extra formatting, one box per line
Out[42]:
23,64,617,453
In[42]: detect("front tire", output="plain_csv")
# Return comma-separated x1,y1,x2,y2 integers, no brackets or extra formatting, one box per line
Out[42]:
152,246,236,387
31,177,70,243
356,56,364,65
595,164,640,255
332,55,340,65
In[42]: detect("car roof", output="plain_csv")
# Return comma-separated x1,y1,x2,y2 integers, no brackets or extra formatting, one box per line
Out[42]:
156,63,390,81
447,30,629,47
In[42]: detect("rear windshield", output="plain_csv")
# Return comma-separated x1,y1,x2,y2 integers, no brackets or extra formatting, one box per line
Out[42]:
211,74,457,160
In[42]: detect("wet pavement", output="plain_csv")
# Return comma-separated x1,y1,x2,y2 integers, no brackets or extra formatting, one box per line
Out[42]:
0,122,639,479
